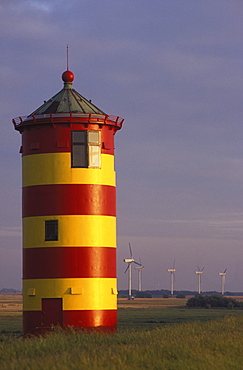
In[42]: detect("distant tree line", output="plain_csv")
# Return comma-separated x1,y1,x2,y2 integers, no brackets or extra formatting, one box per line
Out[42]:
186,295,243,309
0,288,21,294
118,289,243,298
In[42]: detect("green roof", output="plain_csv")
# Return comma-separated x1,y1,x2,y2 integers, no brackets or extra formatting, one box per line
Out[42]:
30,79,105,115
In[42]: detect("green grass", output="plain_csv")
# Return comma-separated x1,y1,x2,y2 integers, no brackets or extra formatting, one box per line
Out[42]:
119,306,243,329
1,297,243,369
0,316,243,369
0,313,22,335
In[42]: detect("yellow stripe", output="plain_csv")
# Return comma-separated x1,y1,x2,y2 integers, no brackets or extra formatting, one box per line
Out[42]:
23,278,117,311
23,215,116,249
22,153,115,187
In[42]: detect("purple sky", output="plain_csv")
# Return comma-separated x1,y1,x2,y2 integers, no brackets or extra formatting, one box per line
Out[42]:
0,0,243,292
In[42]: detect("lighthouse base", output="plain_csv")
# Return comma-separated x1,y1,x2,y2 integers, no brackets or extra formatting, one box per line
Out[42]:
23,309,117,336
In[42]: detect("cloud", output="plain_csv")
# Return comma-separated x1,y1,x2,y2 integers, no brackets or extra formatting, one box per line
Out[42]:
0,227,21,237
0,10,56,41
118,211,243,242
28,0,52,12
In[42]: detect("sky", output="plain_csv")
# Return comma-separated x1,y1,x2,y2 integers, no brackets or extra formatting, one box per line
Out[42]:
0,0,242,293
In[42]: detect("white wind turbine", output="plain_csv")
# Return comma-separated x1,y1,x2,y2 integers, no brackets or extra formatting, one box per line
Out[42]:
195,266,204,294
219,268,227,295
124,243,141,299
167,260,176,296
135,259,144,292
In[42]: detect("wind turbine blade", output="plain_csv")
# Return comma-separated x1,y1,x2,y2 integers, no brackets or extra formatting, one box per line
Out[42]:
124,263,130,274
197,266,200,271
129,243,133,258
201,267,205,272
133,261,142,266
173,259,176,269
224,268,227,273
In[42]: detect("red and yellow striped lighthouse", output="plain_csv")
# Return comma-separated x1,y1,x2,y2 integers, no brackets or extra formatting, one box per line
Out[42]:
13,70,123,335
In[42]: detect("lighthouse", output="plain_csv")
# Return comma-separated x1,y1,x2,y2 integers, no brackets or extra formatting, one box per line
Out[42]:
13,69,124,335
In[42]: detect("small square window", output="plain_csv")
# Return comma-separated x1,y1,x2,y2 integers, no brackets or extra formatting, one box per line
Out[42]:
45,220,58,241
72,131,86,144
88,131,100,144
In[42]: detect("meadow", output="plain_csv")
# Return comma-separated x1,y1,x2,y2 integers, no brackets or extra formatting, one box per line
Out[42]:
0,295,243,369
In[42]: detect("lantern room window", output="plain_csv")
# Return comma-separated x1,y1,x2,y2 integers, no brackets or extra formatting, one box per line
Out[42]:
71,130,100,168
45,220,58,241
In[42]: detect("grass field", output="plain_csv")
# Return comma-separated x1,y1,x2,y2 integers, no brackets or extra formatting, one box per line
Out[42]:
0,294,22,334
0,295,243,369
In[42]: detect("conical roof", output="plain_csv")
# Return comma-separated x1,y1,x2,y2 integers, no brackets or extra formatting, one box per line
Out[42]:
30,70,105,115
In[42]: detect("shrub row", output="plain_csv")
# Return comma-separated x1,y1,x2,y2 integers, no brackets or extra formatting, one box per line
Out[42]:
186,295,243,309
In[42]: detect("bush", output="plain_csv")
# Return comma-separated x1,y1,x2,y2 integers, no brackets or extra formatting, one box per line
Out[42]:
136,291,152,298
176,293,186,298
163,293,169,298
186,295,243,309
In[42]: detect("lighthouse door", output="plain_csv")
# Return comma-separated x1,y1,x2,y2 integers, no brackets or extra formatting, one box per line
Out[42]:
41,298,63,328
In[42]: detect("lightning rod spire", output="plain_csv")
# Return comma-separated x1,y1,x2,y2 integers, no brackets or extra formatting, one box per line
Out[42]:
66,44,69,71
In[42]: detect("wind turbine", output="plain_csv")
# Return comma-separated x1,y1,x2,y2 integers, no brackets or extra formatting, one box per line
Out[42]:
124,243,141,299
135,259,144,292
167,260,176,296
219,268,227,295
195,266,204,294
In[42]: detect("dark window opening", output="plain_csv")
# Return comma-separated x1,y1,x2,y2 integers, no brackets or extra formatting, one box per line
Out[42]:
45,220,58,241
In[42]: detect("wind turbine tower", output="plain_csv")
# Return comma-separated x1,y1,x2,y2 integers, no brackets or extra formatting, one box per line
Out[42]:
195,266,204,294
135,260,144,292
167,260,176,296
124,244,141,299
219,268,227,295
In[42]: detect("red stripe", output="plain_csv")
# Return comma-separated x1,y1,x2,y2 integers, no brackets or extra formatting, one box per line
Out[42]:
23,311,42,336
21,124,115,156
23,247,116,279
63,309,117,330
23,309,117,335
23,184,116,217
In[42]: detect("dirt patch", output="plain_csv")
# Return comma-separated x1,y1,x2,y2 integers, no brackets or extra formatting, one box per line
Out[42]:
0,294,22,300
0,303,22,311
118,297,187,309
0,294,22,312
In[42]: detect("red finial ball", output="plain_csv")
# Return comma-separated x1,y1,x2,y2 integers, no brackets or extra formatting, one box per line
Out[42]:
62,70,74,83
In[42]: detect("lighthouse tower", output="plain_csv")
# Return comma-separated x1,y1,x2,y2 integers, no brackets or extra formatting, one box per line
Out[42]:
13,69,124,335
